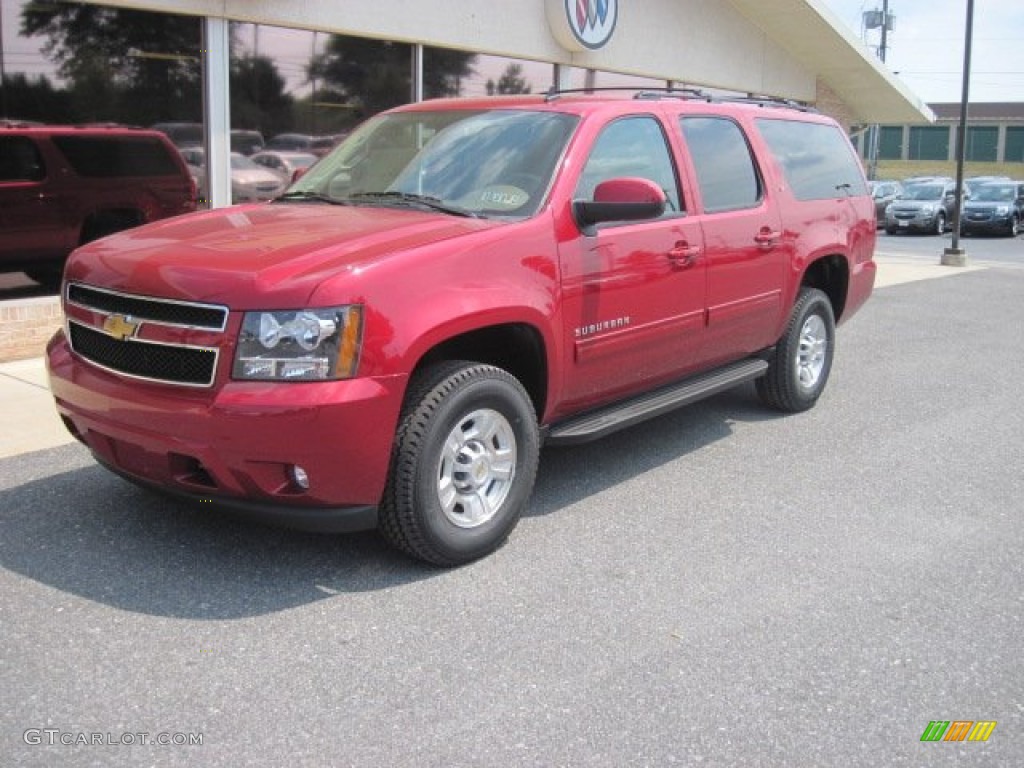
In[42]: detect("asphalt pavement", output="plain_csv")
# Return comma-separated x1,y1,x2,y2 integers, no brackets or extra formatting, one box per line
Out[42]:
1,236,1022,766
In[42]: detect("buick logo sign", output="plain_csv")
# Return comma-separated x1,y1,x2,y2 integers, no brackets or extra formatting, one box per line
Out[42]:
547,0,618,51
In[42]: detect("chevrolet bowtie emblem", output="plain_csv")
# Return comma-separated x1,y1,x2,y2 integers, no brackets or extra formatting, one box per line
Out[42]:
102,314,140,341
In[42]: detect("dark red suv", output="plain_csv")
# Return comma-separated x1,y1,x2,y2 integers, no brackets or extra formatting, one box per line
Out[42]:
47,92,875,565
0,125,196,286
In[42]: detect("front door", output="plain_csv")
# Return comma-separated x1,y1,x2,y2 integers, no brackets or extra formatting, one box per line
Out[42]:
557,115,706,413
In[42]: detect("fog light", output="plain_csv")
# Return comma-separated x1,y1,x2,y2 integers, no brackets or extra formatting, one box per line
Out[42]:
290,465,310,490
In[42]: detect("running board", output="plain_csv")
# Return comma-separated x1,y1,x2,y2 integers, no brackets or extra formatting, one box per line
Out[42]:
546,358,768,446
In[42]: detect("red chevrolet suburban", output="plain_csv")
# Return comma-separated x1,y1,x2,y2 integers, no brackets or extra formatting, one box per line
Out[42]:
0,124,196,286
47,92,876,565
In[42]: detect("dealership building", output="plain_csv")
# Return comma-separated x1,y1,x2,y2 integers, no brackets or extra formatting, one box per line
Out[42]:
3,0,933,206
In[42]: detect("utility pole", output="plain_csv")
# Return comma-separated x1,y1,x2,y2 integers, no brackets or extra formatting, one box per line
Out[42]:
879,0,889,63
865,1,893,180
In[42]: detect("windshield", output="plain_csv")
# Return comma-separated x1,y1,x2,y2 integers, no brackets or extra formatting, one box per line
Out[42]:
902,184,943,201
972,184,1016,202
286,109,578,218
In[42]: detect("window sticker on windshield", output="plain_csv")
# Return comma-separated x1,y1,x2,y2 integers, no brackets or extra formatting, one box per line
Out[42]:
470,185,530,211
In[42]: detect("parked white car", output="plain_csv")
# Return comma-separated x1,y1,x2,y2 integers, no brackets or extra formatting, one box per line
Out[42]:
179,147,286,203
250,150,319,183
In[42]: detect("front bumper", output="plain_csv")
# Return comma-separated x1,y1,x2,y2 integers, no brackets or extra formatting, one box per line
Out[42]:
47,330,406,531
960,213,1014,234
886,212,940,232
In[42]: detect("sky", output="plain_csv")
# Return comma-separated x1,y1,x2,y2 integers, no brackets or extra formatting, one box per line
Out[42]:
819,0,1024,103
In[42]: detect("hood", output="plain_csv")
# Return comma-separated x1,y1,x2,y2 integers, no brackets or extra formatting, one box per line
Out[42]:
65,202,502,308
964,200,1011,210
890,199,940,210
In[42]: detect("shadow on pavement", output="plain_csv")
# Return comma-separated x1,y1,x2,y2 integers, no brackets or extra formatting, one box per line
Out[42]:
0,386,778,620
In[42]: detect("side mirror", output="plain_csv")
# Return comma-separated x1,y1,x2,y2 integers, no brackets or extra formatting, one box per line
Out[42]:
573,177,667,235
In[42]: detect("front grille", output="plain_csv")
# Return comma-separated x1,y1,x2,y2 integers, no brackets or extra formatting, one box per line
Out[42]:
67,283,228,331
69,321,218,387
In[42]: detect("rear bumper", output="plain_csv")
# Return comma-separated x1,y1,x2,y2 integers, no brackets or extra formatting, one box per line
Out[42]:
47,330,405,530
843,256,876,324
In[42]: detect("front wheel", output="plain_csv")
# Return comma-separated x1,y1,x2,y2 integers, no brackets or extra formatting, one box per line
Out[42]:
934,212,946,235
379,361,540,566
756,288,835,413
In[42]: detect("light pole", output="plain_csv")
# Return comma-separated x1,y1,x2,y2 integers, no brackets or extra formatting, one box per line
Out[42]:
941,0,975,267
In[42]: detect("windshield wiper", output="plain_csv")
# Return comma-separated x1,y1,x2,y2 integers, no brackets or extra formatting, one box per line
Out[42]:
347,191,481,218
274,190,350,205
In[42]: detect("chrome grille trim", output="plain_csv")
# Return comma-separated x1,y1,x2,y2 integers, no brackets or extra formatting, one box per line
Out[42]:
68,319,220,388
66,282,229,332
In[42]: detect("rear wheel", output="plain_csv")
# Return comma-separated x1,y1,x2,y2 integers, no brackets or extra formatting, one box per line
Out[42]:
756,288,835,413
379,361,540,566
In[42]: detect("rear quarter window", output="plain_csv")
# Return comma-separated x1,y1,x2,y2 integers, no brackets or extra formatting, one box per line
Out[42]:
756,118,867,201
51,135,180,178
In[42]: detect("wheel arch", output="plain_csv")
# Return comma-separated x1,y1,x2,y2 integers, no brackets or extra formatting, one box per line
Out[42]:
79,207,146,245
800,254,849,322
409,322,549,419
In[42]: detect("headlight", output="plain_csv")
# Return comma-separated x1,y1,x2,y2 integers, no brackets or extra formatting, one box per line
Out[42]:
920,204,936,214
995,205,1010,215
232,306,363,381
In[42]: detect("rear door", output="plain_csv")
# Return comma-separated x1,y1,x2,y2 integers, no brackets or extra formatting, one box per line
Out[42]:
677,115,788,366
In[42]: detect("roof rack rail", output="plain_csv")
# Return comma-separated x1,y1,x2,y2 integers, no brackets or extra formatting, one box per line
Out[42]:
543,86,815,111
633,88,708,101
544,86,706,102
717,95,818,112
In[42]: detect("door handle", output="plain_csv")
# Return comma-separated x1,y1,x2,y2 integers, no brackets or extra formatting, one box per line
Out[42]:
668,242,701,268
754,228,782,248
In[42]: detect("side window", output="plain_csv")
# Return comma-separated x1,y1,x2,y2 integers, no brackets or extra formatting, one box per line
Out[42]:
0,136,45,182
51,136,179,178
575,116,682,213
756,118,869,200
680,117,761,213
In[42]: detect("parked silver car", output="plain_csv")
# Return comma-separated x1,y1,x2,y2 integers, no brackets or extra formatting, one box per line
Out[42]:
884,181,956,235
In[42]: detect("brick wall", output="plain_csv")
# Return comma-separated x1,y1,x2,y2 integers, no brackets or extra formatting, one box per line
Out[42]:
0,298,63,362
815,79,857,133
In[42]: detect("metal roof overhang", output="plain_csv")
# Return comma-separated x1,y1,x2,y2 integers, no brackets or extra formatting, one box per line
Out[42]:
728,0,934,124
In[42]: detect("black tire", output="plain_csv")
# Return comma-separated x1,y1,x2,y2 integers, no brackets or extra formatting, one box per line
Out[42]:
885,226,897,235
1009,215,1020,238
934,211,946,235
756,287,835,413
24,265,64,289
379,361,540,566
